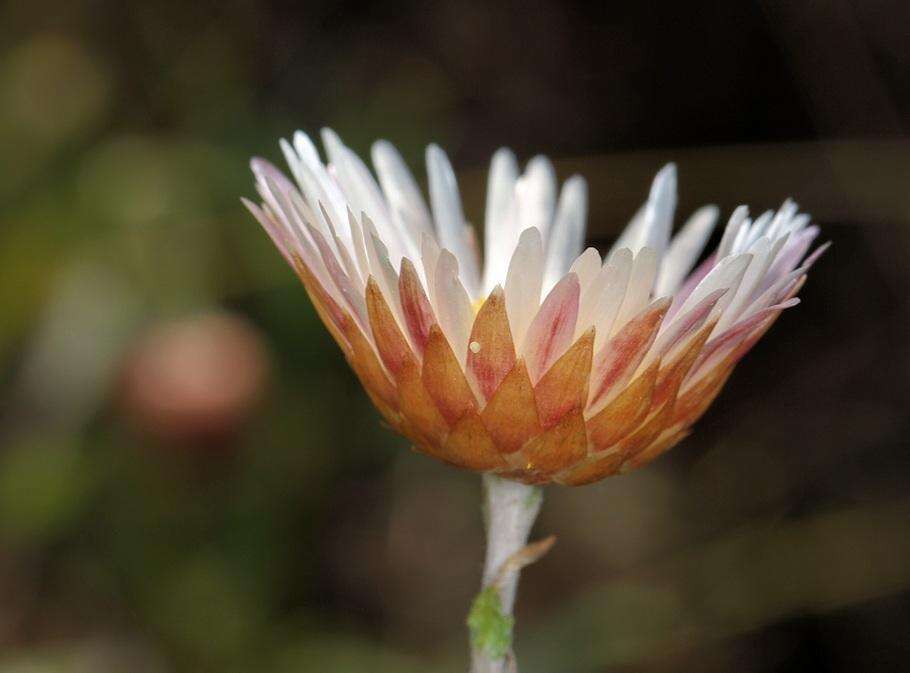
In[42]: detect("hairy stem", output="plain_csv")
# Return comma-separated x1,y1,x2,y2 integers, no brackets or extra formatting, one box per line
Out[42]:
468,474,545,673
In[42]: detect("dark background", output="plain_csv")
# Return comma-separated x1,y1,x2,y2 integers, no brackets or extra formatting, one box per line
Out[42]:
1,1,908,672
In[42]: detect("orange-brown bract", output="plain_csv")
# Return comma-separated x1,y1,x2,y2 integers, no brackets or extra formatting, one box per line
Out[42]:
291,251,803,486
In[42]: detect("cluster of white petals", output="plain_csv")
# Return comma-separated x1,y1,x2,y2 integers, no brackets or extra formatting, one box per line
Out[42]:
245,129,824,372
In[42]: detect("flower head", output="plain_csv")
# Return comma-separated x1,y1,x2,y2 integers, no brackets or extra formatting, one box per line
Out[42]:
244,130,825,485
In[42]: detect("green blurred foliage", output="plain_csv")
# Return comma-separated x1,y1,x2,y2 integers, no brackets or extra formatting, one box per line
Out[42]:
0,436,95,547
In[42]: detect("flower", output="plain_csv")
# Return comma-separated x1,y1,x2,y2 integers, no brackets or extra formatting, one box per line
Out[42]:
244,130,825,485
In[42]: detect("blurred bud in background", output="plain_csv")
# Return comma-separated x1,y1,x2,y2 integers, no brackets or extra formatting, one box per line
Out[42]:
120,312,270,445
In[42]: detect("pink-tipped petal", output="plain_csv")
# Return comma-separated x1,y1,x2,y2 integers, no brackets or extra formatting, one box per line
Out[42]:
688,297,800,382
666,252,716,320
399,258,436,356
588,298,670,413
306,221,368,328
648,288,727,364
522,273,580,383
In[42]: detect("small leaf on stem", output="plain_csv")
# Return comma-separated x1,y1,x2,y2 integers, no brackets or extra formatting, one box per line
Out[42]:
468,587,514,660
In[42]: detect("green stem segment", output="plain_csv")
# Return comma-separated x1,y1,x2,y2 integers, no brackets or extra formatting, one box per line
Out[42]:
468,474,544,673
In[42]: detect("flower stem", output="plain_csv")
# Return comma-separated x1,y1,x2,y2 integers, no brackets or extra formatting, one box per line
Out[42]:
468,474,547,673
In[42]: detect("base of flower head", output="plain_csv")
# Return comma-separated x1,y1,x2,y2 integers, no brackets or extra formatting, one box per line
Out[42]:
293,251,800,486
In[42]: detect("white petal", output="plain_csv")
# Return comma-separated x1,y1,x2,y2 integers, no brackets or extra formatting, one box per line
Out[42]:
787,213,811,235
362,215,405,331
753,209,774,234
434,250,475,366
322,128,416,269
571,247,604,337
714,237,772,333
482,148,520,293
734,231,792,312
744,241,828,319
641,163,677,256
286,133,350,249
504,227,544,351
569,247,602,291
514,156,556,243
591,248,633,351
284,188,344,269
250,159,295,217
676,252,753,323
292,130,322,165
420,231,441,310
543,175,588,292
575,255,612,335
242,197,294,266
762,225,819,291
248,191,336,304
655,204,718,296
648,287,727,365
319,203,365,290
304,217,368,328
346,208,371,287
730,215,752,255
766,198,798,240
610,164,676,258
426,144,481,297
371,139,434,244
613,247,659,334
740,210,773,251
717,205,749,259
610,203,646,257
252,170,314,260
